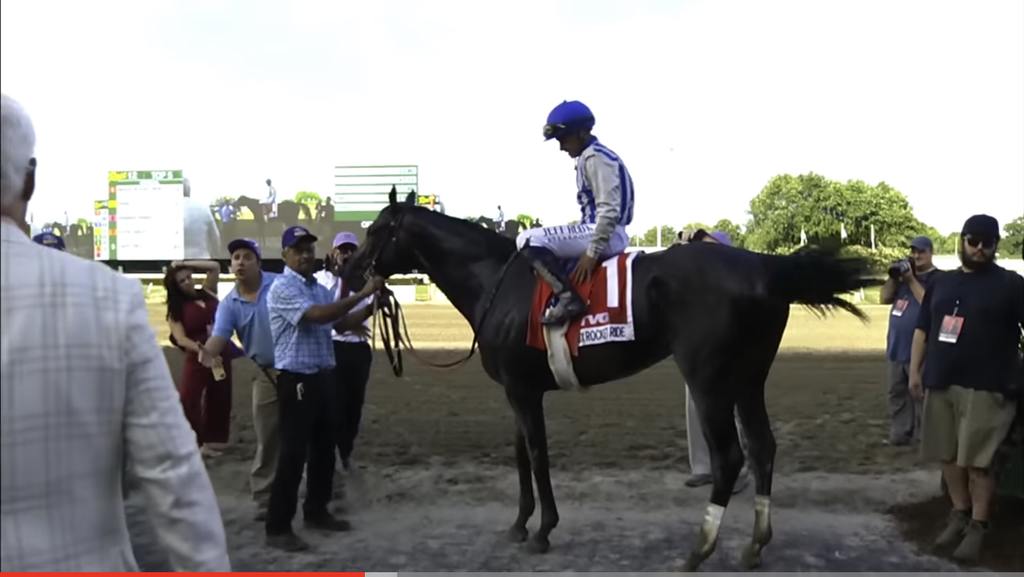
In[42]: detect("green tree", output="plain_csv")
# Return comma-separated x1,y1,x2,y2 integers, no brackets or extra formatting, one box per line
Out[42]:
515,213,536,227
294,191,322,205
745,173,929,254
932,231,961,255
630,225,677,247
1003,215,1024,259
75,218,90,229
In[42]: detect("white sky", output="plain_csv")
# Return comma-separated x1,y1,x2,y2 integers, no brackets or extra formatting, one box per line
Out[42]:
2,0,1022,234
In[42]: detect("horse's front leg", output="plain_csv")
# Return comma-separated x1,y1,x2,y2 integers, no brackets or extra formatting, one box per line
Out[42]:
507,425,535,543
508,389,558,554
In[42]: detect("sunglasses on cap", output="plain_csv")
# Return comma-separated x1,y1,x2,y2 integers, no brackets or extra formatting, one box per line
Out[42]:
963,235,997,249
543,123,566,139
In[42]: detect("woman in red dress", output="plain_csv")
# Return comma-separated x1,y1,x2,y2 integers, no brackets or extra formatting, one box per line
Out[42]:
164,260,233,457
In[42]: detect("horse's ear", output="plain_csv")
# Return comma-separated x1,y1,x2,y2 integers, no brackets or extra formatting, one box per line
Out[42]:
388,185,397,206
404,190,416,206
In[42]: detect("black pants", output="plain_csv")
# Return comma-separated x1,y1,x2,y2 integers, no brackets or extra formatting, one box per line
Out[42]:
333,341,372,461
265,369,337,535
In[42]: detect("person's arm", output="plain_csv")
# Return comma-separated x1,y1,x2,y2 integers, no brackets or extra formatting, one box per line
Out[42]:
302,279,382,325
879,277,898,304
120,279,231,570
206,215,221,264
909,283,936,400
172,260,220,295
583,153,623,260
169,319,203,355
200,302,236,366
1014,273,1024,328
333,304,374,334
271,276,383,327
905,273,926,304
908,329,928,400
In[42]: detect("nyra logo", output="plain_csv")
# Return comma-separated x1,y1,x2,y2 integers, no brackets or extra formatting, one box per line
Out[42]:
580,312,610,327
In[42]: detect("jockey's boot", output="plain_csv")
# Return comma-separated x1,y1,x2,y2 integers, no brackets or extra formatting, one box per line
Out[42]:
522,246,587,325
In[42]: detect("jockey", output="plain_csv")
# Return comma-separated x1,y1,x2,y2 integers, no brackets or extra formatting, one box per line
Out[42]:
517,100,635,325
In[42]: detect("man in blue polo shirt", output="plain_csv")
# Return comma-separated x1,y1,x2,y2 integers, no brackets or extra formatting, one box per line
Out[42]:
264,226,381,552
202,238,279,522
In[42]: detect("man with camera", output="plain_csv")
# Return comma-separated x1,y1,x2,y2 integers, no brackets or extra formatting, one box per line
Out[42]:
880,235,939,446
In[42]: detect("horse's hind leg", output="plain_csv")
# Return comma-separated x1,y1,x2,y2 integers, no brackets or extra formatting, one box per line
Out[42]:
735,388,776,569
507,389,559,553
682,383,746,571
506,425,535,543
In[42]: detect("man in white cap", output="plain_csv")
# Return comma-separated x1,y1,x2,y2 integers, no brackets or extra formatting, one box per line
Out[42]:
315,231,376,472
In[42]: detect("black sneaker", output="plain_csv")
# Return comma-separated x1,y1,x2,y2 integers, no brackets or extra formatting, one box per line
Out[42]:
304,513,352,532
266,532,310,552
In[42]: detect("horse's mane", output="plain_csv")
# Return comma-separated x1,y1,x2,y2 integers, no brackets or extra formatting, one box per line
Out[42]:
409,205,517,257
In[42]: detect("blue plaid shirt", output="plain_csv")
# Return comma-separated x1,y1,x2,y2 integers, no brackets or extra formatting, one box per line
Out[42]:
267,266,336,374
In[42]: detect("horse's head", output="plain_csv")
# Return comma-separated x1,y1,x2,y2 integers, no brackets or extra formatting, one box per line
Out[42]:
342,187,420,290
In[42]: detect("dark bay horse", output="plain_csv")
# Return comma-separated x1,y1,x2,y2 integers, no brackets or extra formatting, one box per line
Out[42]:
343,192,876,570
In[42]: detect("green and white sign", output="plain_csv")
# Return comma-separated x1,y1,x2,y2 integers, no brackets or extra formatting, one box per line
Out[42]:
333,165,418,222
101,170,186,260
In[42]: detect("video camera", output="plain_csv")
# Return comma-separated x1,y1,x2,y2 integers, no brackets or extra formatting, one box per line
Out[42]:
887,257,915,280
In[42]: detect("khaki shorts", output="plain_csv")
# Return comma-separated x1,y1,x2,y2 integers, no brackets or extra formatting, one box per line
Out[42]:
921,385,1017,469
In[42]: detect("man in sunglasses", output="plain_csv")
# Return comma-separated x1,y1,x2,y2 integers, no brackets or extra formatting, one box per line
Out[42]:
515,100,635,326
909,214,1024,563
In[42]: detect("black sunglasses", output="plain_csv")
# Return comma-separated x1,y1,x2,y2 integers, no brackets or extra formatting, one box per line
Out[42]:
542,123,566,139
963,235,997,249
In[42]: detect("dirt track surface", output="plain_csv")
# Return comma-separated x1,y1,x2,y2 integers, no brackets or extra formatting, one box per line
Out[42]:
129,304,1022,571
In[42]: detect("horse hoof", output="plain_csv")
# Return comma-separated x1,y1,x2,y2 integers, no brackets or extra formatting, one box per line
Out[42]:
507,525,529,543
526,535,550,554
682,553,704,572
741,544,763,569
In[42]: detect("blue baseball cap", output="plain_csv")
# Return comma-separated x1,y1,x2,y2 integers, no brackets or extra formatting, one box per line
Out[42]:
709,230,733,247
281,225,318,249
227,238,261,259
332,231,359,248
32,232,65,251
909,235,933,252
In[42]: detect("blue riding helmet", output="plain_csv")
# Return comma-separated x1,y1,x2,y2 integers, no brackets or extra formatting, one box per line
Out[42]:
543,100,595,140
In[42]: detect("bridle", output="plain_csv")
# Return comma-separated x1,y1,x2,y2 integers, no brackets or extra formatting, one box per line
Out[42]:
360,210,519,377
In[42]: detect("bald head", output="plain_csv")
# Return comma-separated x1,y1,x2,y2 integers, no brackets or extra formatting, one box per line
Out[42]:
1,94,37,221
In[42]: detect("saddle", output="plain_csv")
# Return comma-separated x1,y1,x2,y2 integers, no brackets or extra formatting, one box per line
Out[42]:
526,252,641,390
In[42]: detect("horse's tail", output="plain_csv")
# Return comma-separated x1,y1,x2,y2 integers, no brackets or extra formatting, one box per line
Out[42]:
763,247,880,322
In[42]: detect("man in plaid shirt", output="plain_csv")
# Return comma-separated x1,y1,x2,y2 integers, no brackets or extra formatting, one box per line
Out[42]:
265,225,381,552
1,94,230,570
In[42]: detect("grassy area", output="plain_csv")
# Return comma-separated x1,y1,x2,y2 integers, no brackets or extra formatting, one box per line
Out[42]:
145,300,889,352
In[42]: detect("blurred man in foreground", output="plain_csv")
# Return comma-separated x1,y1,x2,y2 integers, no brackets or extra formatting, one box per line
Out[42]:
1,93,230,570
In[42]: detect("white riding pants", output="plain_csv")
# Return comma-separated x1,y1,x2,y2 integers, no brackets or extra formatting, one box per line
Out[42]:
515,223,629,259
